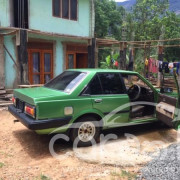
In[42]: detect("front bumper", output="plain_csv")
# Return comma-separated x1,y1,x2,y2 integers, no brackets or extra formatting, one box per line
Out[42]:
8,105,72,130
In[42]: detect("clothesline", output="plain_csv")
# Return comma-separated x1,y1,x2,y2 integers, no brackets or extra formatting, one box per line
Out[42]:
145,58,180,75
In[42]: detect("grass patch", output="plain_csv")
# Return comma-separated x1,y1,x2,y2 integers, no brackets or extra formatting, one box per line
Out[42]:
40,174,51,180
0,162,5,168
110,170,137,180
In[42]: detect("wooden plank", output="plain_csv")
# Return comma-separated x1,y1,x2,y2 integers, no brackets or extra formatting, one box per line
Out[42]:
0,94,13,99
0,101,12,104
0,90,6,95
0,103,13,107
18,84,43,88
5,89,14,94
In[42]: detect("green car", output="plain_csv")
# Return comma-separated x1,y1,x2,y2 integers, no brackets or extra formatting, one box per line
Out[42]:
9,69,180,146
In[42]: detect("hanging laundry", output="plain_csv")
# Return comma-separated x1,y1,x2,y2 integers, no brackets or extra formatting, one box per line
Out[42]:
176,62,180,75
168,62,174,69
148,58,153,73
148,58,152,72
173,62,177,68
159,61,163,72
163,62,169,73
168,62,174,75
145,58,148,66
152,59,158,73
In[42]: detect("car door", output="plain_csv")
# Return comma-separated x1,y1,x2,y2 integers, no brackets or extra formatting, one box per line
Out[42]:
156,71,180,128
83,72,130,128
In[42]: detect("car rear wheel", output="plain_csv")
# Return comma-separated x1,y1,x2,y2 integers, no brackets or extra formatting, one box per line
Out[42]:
71,116,101,147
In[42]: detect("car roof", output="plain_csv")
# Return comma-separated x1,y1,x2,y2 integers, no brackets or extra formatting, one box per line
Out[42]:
67,69,138,74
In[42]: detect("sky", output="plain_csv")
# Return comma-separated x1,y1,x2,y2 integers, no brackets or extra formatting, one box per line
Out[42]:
114,0,129,2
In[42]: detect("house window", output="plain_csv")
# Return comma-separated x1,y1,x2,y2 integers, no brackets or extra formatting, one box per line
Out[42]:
53,0,77,20
12,0,29,28
70,0,77,20
62,0,69,18
53,0,61,17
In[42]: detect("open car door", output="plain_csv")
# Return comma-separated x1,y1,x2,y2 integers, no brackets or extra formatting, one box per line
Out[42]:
156,70,180,129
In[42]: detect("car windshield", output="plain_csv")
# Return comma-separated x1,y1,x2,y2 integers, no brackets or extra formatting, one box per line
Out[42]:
44,71,87,93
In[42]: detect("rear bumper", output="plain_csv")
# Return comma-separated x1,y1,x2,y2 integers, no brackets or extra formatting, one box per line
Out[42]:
8,105,72,130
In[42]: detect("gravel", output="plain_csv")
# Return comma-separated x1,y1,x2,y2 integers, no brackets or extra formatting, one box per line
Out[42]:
139,143,180,180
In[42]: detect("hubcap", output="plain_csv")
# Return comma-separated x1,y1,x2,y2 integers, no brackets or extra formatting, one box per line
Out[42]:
78,122,96,143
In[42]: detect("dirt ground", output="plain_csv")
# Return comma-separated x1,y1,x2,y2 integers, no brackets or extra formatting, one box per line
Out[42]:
0,109,179,180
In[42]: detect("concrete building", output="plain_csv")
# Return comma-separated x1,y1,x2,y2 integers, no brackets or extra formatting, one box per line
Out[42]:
0,0,95,89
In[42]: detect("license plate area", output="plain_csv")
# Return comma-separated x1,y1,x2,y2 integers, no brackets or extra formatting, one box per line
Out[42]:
16,99,25,112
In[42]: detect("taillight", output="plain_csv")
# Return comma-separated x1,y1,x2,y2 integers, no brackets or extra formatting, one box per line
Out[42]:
12,97,16,106
25,105,35,118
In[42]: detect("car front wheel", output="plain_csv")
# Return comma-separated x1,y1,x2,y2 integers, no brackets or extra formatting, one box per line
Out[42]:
71,116,101,147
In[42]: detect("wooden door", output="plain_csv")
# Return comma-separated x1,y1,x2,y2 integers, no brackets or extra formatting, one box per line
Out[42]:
76,53,88,68
28,50,53,84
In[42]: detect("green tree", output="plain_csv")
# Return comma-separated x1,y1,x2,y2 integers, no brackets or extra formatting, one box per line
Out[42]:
133,0,169,40
95,0,124,39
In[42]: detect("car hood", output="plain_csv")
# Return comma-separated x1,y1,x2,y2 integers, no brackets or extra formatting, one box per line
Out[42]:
14,87,68,105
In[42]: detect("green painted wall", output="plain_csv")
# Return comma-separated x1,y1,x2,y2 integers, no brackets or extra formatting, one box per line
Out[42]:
0,0,10,27
4,35,17,89
29,0,91,37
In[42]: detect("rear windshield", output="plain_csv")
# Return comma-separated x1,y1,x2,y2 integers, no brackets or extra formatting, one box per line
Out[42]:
44,71,87,93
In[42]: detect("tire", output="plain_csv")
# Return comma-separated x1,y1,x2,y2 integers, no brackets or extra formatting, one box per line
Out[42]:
70,116,101,147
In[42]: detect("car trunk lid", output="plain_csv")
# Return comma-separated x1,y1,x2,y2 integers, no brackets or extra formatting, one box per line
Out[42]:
14,87,67,105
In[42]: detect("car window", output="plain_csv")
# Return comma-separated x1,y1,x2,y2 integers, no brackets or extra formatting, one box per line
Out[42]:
82,75,103,95
44,71,87,93
121,74,150,90
98,73,125,94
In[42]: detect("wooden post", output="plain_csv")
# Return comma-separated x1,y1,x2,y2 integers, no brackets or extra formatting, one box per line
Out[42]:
0,36,5,89
88,38,96,68
128,48,134,71
95,43,98,68
144,45,147,77
119,42,124,70
17,30,28,84
123,42,127,70
157,46,164,87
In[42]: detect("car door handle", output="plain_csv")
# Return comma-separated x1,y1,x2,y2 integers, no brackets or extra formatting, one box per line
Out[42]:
94,99,102,103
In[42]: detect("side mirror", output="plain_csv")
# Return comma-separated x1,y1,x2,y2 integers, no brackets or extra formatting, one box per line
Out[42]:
160,87,173,93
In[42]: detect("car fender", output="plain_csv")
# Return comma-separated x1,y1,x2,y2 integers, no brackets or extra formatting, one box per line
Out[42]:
70,108,104,124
